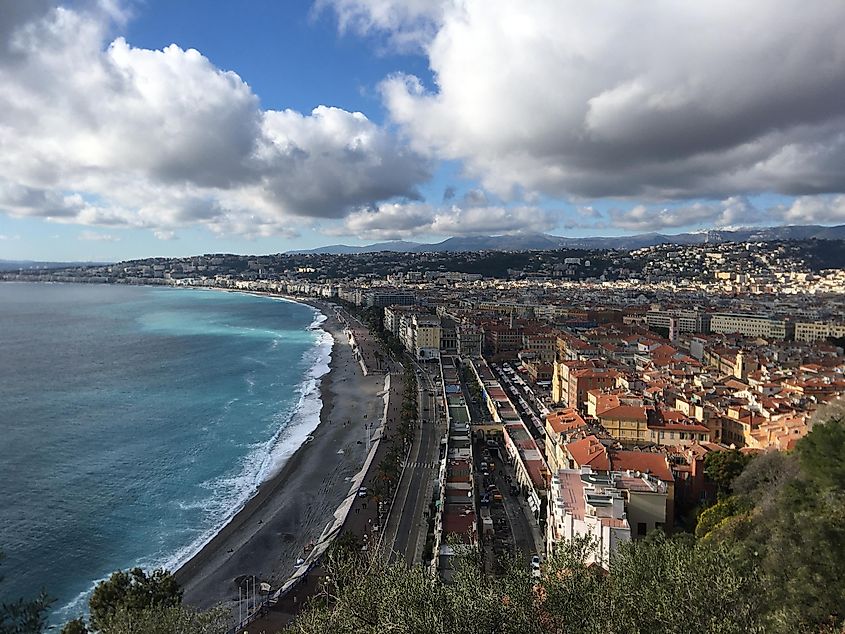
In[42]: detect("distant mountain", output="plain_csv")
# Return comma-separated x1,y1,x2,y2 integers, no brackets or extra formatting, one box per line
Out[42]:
0,259,110,271
288,225,845,254
288,240,423,254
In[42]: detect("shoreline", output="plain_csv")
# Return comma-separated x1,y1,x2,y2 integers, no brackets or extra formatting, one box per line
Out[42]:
161,293,332,575
175,295,385,610
2,281,381,614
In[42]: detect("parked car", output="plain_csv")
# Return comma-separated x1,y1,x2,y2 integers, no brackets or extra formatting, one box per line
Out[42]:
357,486,368,498
531,554,541,569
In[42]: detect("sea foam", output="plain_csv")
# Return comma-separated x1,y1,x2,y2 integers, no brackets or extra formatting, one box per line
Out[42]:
155,303,333,574
51,295,333,624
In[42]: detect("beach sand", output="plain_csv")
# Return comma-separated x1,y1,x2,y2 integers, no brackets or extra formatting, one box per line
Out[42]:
175,304,385,610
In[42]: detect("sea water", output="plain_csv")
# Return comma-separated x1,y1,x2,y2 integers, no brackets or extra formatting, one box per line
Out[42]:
0,283,331,625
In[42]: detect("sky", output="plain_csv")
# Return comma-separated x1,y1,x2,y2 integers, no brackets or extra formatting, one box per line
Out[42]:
1,0,845,261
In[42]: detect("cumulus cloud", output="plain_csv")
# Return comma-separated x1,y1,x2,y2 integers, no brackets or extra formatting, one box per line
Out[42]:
343,0,845,203
314,0,442,51
773,195,845,224
338,202,557,240
607,197,764,232
0,2,429,238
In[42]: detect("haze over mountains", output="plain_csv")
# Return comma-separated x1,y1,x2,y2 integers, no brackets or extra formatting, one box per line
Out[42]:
289,224,845,254
0,260,109,271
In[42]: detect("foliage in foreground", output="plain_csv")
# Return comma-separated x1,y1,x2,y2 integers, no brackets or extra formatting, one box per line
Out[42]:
286,533,765,634
89,604,229,634
5,416,844,634
87,568,182,632
56,567,227,634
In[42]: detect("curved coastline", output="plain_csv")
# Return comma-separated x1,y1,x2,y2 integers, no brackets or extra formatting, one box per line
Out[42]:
173,294,382,611
51,287,334,623
160,296,334,574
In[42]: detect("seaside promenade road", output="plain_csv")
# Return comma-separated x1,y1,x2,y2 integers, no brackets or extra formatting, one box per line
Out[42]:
384,360,443,566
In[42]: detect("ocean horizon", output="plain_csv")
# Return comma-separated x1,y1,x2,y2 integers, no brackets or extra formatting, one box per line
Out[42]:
0,282,331,626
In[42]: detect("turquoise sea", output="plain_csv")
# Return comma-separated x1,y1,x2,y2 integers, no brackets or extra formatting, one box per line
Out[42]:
0,283,330,626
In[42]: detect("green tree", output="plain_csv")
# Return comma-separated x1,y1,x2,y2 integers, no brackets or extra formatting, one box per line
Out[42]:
797,417,845,490
731,450,799,505
285,532,770,634
88,568,181,632
0,551,52,634
704,449,753,496
606,532,766,634
97,604,229,634
60,617,88,634
749,478,845,632
695,495,752,539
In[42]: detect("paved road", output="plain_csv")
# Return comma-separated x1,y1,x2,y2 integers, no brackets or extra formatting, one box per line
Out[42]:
497,469,539,561
385,360,442,565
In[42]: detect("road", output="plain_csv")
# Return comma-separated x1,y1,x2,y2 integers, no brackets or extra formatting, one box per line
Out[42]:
383,359,443,566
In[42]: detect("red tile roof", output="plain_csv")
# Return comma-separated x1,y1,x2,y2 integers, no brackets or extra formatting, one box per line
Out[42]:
565,435,610,471
598,404,649,422
610,451,674,482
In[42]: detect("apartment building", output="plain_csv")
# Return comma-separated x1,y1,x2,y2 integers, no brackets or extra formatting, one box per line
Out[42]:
365,290,416,308
710,313,791,339
383,305,417,337
794,321,845,343
547,469,629,567
646,310,710,336
408,314,442,361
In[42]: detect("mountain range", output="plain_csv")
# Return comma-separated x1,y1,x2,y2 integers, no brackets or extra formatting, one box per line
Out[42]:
288,225,845,254
0,259,110,271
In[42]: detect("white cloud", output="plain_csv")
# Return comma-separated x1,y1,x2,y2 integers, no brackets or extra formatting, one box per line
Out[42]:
153,230,176,241
79,230,119,241
773,195,845,224
0,2,429,238
338,201,557,240
362,0,845,202
314,0,442,51
606,197,764,232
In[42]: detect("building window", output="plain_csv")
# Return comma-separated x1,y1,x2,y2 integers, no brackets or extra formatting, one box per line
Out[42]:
637,522,647,536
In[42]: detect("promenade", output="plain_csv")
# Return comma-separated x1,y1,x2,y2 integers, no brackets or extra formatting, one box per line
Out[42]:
243,302,406,632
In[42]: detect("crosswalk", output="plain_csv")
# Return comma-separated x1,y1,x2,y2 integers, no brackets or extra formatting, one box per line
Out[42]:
406,460,439,469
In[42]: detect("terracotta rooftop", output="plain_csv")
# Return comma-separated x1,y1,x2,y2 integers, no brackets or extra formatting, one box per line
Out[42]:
598,404,650,422
565,435,610,471
610,451,674,483
546,408,587,434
